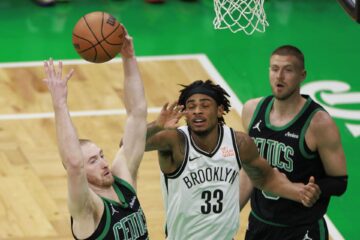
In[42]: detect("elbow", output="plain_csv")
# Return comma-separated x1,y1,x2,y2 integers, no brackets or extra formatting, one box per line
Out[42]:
64,156,84,172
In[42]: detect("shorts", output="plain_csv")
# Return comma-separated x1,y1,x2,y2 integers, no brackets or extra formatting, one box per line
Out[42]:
245,212,329,240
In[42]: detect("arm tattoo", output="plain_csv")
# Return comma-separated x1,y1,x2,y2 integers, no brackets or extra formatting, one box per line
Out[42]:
242,163,265,188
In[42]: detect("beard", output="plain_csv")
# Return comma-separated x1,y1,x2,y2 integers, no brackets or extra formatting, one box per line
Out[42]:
272,86,298,101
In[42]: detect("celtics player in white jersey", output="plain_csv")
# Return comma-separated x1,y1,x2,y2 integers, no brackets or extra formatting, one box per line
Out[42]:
146,80,319,239
44,30,149,240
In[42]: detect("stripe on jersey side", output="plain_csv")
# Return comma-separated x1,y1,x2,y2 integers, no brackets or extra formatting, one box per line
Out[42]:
230,128,242,169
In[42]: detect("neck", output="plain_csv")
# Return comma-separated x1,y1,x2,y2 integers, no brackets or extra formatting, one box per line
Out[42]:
191,125,220,153
273,93,306,117
90,183,114,198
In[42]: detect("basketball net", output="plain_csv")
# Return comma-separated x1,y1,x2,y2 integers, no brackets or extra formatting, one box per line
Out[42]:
213,0,268,35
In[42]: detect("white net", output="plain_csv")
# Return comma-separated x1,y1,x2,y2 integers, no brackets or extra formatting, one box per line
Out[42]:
213,0,269,35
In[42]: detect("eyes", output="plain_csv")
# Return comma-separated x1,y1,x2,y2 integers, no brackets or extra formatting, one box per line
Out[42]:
89,151,104,164
270,66,295,73
186,102,210,110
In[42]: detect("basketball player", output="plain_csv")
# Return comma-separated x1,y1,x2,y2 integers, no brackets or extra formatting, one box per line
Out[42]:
43,32,149,239
145,80,318,239
240,45,348,240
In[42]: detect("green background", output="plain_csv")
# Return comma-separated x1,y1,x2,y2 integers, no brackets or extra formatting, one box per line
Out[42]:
0,0,358,239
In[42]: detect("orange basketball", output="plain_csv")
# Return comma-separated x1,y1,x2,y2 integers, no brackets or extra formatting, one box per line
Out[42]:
72,12,125,63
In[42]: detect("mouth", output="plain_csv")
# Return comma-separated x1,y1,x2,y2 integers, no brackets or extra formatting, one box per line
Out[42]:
192,118,206,126
104,171,110,176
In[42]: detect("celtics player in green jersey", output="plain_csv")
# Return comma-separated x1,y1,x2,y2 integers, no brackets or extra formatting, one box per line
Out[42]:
43,30,149,240
145,80,320,239
240,45,348,240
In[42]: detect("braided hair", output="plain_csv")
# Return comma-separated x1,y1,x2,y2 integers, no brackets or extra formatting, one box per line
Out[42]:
178,80,231,125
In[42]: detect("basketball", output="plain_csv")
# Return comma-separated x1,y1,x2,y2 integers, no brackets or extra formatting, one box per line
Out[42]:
72,12,125,63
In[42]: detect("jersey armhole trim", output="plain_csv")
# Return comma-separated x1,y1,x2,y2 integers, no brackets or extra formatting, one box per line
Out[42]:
113,175,137,195
230,128,241,169
299,108,323,159
96,201,111,240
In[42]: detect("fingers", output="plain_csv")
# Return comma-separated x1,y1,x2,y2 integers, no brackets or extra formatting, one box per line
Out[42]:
57,61,63,80
65,68,75,82
301,177,321,207
309,176,315,184
43,58,74,83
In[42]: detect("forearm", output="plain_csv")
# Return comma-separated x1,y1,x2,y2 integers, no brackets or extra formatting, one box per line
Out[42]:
261,174,302,203
123,56,147,117
54,105,83,169
244,163,301,203
146,121,164,139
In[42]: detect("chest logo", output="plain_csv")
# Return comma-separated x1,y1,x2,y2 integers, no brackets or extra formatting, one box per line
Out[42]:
220,146,235,157
110,203,119,215
189,156,201,161
253,120,262,132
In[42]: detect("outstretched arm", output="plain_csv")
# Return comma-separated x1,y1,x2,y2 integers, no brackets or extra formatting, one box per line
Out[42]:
43,59,101,228
111,31,147,189
237,132,318,207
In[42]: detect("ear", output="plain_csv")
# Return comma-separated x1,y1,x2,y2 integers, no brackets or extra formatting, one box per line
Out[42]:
217,104,224,118
300,69,307,83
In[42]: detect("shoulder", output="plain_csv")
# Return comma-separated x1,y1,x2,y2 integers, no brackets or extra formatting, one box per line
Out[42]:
309,110,337,133
242,97,263,114
308,110,341,144
242,97,263,131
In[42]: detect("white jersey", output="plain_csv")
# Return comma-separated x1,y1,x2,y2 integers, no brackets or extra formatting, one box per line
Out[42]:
161,125,241,240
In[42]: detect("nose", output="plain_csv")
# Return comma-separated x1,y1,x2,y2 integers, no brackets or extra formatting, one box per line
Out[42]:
276,69,284,79
101,159,109,168
193,105,203,114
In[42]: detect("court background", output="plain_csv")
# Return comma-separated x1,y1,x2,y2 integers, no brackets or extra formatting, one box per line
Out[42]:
0,0,358,239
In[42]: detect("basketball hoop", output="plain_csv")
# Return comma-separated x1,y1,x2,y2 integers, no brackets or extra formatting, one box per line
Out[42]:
213,0,269,35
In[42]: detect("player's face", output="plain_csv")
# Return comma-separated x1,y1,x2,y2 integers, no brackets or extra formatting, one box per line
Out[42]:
185,93,223,135
269,54,306,100
81,142,114,188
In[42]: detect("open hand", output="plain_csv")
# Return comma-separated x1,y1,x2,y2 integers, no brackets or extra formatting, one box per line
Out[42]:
156,101,186,130
43,58,74,108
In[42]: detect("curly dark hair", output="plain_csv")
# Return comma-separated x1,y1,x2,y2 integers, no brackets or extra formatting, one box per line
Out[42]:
178,80,231,124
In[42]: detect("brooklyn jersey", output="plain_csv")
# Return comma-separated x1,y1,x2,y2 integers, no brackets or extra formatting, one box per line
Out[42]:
161,125,241,240
71,176,148,240
248,95,329,226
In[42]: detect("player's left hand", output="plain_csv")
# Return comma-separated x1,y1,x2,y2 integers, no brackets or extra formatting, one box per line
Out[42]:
300,176,321,207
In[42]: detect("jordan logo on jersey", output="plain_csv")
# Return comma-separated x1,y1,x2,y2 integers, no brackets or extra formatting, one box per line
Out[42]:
110,203,119,215
129,196,136,208
253,120,262,132
302,230,312,240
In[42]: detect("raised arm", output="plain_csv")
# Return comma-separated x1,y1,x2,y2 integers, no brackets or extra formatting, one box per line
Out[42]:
111,31,147,189
43,59,101,229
